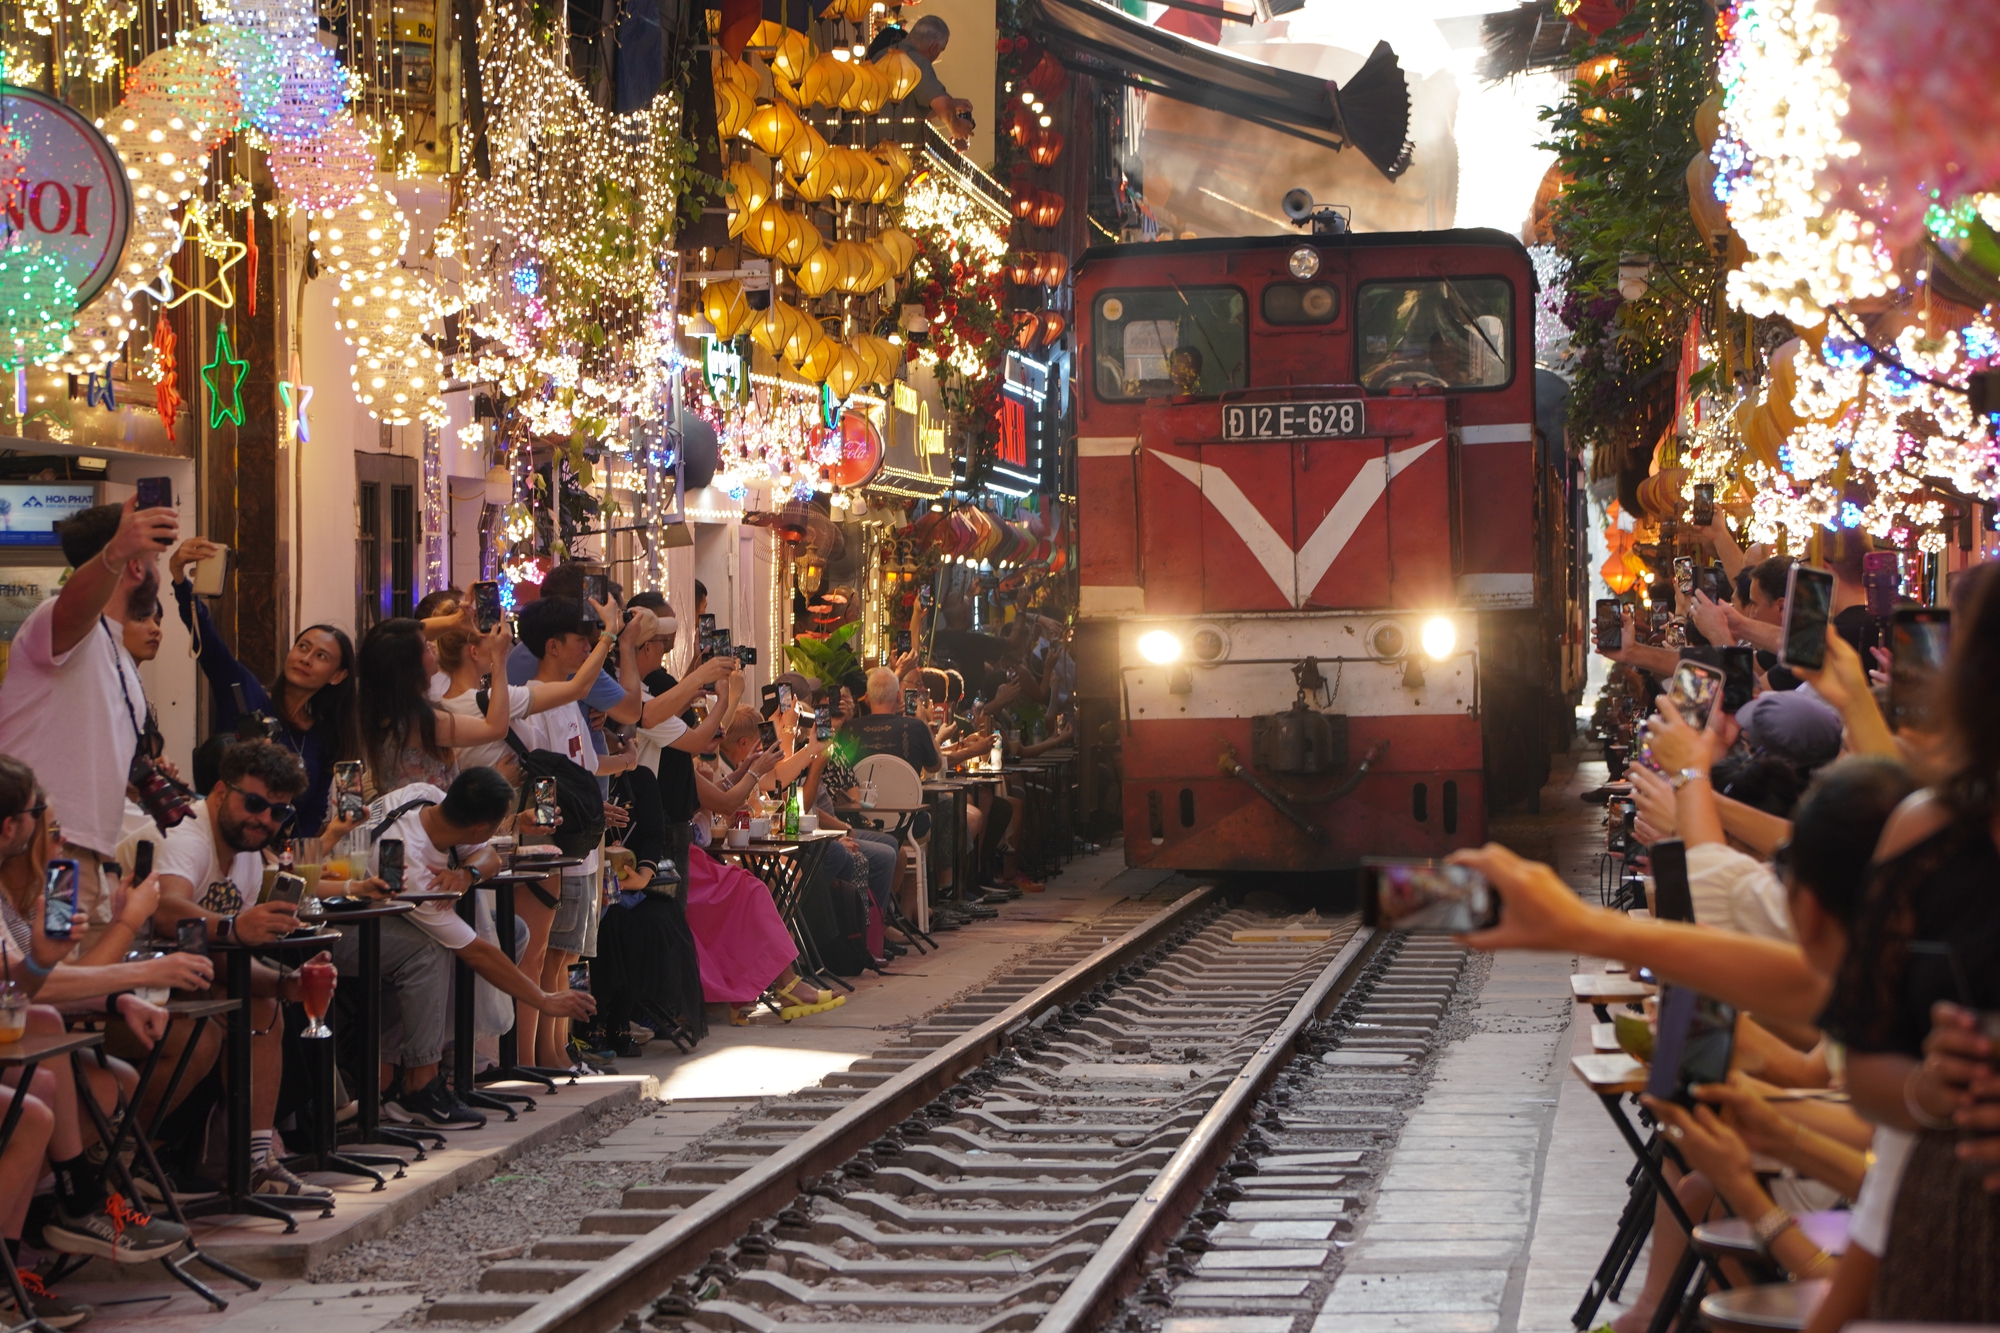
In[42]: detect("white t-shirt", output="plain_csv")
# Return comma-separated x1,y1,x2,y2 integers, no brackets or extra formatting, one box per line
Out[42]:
632,688,689,776
1685,843,1795,942
0,602,142,858
366,783,479,950
511,705,600,874
438,681,535,771
155,802,267,916
1847,1126,1916,1256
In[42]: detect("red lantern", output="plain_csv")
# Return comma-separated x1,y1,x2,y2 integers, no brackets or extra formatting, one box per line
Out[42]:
1027,51,1066,99
1010,310,1041,349
1012,188,1037,221
1006,104,1034,147
1036,251,1068,287
1028,127,1065,166
1038,311,1067,346
1032,190,1065,227
1005,253,1038,286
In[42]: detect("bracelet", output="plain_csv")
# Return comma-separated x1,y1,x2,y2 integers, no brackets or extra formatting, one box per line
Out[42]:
99,546,122,576
20,954,52,980
214,914,236,945
1792,1247,1835,1280
103,990,133,1015
1903,1064,1956,1131
1751,1205,1797,1250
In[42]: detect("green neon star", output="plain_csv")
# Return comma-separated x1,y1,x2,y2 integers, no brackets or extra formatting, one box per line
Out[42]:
202,323,249,429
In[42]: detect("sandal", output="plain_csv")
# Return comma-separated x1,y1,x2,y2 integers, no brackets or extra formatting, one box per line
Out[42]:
778,993,846,1022
776,978,834,1009
727,1004,757,1026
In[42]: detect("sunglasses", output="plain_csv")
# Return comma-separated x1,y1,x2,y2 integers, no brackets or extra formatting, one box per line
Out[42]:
228,784,297,825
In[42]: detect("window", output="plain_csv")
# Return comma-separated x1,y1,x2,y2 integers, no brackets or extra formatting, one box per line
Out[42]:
1262,282,1341,325
356,451,419,633
1092,287,1247,400
1355,277,1512,392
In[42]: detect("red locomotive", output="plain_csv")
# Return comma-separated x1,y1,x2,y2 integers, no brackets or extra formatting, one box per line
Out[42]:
1072,215,1585,872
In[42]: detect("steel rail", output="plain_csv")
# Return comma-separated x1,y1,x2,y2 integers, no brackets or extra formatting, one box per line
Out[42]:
1035,923,1381,1333
496,884,1225,1333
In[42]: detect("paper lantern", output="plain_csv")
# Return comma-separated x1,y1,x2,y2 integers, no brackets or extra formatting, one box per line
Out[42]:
790,151,839,202
795,333,842,383
1009,310,1041,350
750,300,810,358
1035,251,1068,287
1601,553,1635,595
840,61,889,114
872,227,918,277
1006,253,1038,286
1686,153,1728,254
750,23,817,85
1039,311,1068,347
1032,191,1065,227
824,344,868,399
747,100,805,159
827,239,877,294
782,122,828,178
1695,90,1723,152
1026,50,1066,98
872,140,912,179
786,315,830,367
778,217,823,269
740,202,796,258
194,23,283,131
873,49,922,101
270,110,375,211
1011,189,1037,221
849,333,897,387
1006,104,1033,147
724,159,774,231
703,281,754,340
1029,127,1066,166
123,43,243,151
867,155,903,205
0,248,78,371
715,77,755,139
799,52,854,108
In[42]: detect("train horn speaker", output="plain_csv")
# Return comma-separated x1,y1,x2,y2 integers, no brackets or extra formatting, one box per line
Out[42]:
1281,188,1315,222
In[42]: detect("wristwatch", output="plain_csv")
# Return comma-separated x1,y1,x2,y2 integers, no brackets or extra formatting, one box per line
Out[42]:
1669,767,1707,790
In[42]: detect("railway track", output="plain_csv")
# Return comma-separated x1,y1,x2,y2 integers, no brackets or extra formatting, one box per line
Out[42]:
430,883,1467,1333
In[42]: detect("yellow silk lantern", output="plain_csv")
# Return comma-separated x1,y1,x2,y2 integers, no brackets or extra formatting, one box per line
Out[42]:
818,147,862,201
790,151,839,202
724,160,773,234
828,239,876,294
777,216,823,269
867,155,901,204
855,333,901,386
739,202,797,259
872,227,918,276
748,22,817,84
714,79,754,139
1686,153,1729,254
824,344,868,399
749,301,809,358
772,69,803,106
873,48,922,101
703,281,753,341
791,247,839,299
1600,552,1636,595
872,141,912,179
747,100,806,161
839,61,886,113
1695,90,1723,151
860,241,894,292
782,122,828,177
799,52,854,108
794,333,842,383
786,315,830,367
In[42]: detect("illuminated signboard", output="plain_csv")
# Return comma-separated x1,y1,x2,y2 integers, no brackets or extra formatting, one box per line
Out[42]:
0,484,98,545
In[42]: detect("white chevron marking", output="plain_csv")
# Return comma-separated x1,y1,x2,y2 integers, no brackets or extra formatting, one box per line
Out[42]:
1151,437,1442,608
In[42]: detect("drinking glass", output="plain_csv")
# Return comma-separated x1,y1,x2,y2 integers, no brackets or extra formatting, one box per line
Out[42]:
287,837,327,922
0,984,24,1043
298,960,337,1039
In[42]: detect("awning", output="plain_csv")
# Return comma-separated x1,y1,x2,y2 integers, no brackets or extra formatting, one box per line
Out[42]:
1024,0,1413,180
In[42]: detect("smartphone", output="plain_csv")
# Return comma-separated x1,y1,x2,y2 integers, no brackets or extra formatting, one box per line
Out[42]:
1700,561,1732,605
334,761,368,821
815,713,833,742
176,917,209,957
698,613,717,635
471,579,504,633
378,838,406,894
760,683,782,719
917,586,933,610
42,858,80,940
896,630,912,654
736,645,758,667
1862,551,1900,618
1672,556,1695,596
1718,646,1756,714
1644,983,1737,1107
1594,598,1623,652
268,871,306,906
777,683,794,713
1666,661,1723,733
191,542,229,597
1649,838,1695,922
582,572,609,605
1888,607,1950,730
1359,859,1500,933
135,476,173,512
904,693,920,717
758,719,779,749
131,839,155,884
713,626,733,652
531,778,559,827
1780,566,1834,670
1690,483,1715,528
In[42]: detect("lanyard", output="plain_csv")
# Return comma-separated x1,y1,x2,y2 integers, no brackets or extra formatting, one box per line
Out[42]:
101,618,147,744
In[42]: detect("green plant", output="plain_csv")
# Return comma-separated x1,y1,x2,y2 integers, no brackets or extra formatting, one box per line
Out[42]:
786,621,861,686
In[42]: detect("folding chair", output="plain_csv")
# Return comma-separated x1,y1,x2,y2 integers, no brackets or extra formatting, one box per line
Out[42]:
851,754,937,945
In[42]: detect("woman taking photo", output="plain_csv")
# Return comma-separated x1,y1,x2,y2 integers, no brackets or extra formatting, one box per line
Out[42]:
354,617,514,793
169,538,357,833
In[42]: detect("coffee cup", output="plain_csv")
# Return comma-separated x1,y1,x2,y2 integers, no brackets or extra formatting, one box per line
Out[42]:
727,827,751,849
799,813,820,835
749,817,772,840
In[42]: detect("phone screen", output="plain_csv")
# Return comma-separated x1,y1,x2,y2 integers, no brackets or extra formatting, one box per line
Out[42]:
1718,646,1756,714
1862,551,1900,619
777,684,794,713
43,859,79,940
1780,566,1834,670
378,839,406,894
698,613,716,634
758,720,779,749
135,476,173,511
531,779,558,827
1889,608,1950,729
1649,838,1695,922
1645,984,1737,1106
132,840,155,884
904,693,920,717
1666,662,1723,733
1359,859,1499,933
1672,557,1694,595
815,714,833,742
896,630,912,654
1690,484,1714,527
176,917,209,957
583,572,609,604
472,580,503,633
335,761,368,819
1594,599,1623,652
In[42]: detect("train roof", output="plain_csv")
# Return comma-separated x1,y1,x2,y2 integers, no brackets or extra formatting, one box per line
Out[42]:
1074,227,1532,274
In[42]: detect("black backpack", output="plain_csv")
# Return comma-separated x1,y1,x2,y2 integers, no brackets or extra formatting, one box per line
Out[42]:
485,697,606,858
799,870,874,977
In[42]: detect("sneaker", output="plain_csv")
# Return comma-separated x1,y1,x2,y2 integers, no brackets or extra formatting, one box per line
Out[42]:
131,1158,220,1207
252,1159,335,1207
383,1074,488,1131
0,1272,92,1330
625,1022,656,1047
566,1038,619,1075
44,1193,189,1264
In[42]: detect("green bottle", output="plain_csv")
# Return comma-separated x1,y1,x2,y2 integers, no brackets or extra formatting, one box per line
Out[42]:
783,782,802,839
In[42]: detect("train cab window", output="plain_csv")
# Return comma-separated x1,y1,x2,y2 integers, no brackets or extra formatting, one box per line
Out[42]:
1261,283,1341,325
1092,288,1247,400
1355,278,1512,392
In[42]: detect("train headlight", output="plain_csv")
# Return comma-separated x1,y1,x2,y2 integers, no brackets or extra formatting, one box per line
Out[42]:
1137,629,1183,665
1420,616,1458,661
1288,246,1320,279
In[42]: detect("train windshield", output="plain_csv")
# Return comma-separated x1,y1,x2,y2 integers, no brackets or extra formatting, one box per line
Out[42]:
1092,287,1247,400
1355,278,1512,392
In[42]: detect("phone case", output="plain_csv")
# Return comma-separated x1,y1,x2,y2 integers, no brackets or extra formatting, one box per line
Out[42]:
191,545,229,597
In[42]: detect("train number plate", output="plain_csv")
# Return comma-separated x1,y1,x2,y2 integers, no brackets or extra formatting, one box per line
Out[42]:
1222,400,1367,441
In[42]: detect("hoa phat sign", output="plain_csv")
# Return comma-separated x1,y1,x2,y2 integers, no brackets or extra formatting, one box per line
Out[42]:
0,87,134,309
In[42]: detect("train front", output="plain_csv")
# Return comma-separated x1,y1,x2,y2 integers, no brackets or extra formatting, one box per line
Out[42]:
1071,229,1543,873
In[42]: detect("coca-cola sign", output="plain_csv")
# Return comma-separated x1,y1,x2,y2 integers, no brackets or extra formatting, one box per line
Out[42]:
0,87,133,309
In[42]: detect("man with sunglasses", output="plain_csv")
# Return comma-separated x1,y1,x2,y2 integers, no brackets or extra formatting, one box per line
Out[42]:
149,740,334,1208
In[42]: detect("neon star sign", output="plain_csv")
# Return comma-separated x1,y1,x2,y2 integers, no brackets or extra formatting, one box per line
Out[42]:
202,324,248,429
278,379,312,442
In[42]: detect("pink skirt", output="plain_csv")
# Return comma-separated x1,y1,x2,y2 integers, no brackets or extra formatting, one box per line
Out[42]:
683,847,799,1003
